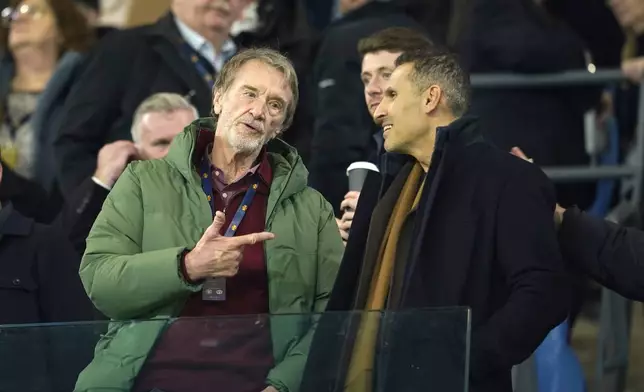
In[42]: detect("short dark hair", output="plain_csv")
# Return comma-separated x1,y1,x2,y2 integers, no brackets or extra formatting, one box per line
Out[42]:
357,27,433,58
395,48,470,116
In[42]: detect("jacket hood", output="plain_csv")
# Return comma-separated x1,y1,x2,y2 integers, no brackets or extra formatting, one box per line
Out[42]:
165,117,309,199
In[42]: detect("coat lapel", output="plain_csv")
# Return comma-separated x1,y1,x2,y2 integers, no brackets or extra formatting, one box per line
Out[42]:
402,121,482,308
352,162,414,309
325,170,381,311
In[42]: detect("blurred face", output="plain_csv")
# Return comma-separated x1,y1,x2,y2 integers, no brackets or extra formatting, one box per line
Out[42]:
610,0,644,34
5,0,60,51
361,50,401,115
374,63,434,155
137,109,196,160
172,0,250,36
213,60,292,154
339,0,368,15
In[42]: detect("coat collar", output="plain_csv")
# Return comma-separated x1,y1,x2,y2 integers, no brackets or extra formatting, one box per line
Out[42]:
144,13,214,101
165,117,309,210
378,115,483,189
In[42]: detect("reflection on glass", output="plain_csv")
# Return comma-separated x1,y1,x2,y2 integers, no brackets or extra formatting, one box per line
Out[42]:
0,308,470,392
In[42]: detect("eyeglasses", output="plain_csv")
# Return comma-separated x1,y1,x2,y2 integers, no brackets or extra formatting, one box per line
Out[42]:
1,4,48,27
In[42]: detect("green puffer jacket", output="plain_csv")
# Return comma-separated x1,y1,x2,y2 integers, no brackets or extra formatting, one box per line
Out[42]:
75,118,344,392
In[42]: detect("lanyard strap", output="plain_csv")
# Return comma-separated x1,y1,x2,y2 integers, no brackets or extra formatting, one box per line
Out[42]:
3,101,32,138
200,154,258,237
178,40,216,89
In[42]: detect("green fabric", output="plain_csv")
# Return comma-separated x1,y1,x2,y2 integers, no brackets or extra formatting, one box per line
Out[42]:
75,118,344,392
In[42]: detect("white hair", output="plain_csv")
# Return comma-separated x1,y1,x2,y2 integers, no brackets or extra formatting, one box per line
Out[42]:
131,93,199,143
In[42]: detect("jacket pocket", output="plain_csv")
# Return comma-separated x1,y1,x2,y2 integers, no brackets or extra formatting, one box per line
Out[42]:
0,272,40,323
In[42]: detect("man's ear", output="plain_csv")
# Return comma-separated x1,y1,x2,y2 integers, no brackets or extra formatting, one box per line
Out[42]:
212,90,223,115
422,85,442,115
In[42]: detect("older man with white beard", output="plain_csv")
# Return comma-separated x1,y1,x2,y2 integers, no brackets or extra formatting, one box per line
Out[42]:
75,48,343,392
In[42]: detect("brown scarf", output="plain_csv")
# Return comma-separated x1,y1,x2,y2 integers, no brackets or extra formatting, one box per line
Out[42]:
344,162,425,391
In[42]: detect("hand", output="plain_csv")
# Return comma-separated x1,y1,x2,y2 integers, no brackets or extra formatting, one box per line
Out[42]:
261,387,279,392
184,211,275,281
338,191,360,243
93,141,140,188
555,204,566,228
622,57,644,84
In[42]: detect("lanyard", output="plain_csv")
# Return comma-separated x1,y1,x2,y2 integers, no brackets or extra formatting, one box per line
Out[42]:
199,154,259,301
178,40,216,89
199,153,259,236
3,100,32,138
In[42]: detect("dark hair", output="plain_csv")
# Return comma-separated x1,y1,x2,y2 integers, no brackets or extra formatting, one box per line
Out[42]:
0,0,95,54
357,27,433,58
395,48,471,116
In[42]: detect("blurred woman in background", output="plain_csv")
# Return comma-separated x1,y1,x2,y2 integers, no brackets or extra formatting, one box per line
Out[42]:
0,0,93,222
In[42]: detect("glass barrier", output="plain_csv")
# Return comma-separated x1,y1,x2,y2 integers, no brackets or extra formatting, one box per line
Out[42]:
0,307,470,392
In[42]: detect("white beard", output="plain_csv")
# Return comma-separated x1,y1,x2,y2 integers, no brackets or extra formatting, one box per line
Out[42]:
225,124,267,154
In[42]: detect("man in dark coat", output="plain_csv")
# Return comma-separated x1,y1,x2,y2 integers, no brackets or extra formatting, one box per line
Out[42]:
308,0,425,215
0,160,95,392
511,146,644,302
459,0,601,209
53,0,252,198
302,49,570,392
558,207,644,302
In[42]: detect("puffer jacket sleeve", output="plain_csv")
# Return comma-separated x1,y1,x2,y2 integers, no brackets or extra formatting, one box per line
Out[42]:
79,164,201,320
266,194,344,391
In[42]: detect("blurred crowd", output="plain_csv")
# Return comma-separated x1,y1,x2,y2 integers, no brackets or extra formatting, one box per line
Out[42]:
0,0,643,391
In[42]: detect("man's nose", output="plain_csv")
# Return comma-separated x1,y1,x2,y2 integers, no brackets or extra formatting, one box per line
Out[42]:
373,102,386,120
248,99,266,118
366,80,381,96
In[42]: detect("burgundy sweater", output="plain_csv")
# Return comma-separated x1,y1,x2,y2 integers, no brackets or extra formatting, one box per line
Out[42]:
134,133,274,392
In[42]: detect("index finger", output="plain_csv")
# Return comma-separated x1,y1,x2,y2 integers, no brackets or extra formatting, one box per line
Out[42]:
229,231,275,246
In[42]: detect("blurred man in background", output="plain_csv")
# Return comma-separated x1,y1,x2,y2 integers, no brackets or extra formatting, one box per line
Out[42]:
335,26,433,242
54,0,252,199
309,0,425,215
61,93,198,256
610,0,644,81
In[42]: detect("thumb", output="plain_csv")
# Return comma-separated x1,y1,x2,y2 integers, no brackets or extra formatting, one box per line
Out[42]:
207,211,226,238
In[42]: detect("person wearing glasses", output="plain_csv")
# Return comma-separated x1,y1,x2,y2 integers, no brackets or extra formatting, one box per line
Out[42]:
52,0,255,202
75,48,343,392
0,0,94,223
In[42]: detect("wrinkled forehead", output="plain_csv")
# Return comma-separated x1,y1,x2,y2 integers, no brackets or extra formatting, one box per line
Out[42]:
228,60,293,103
